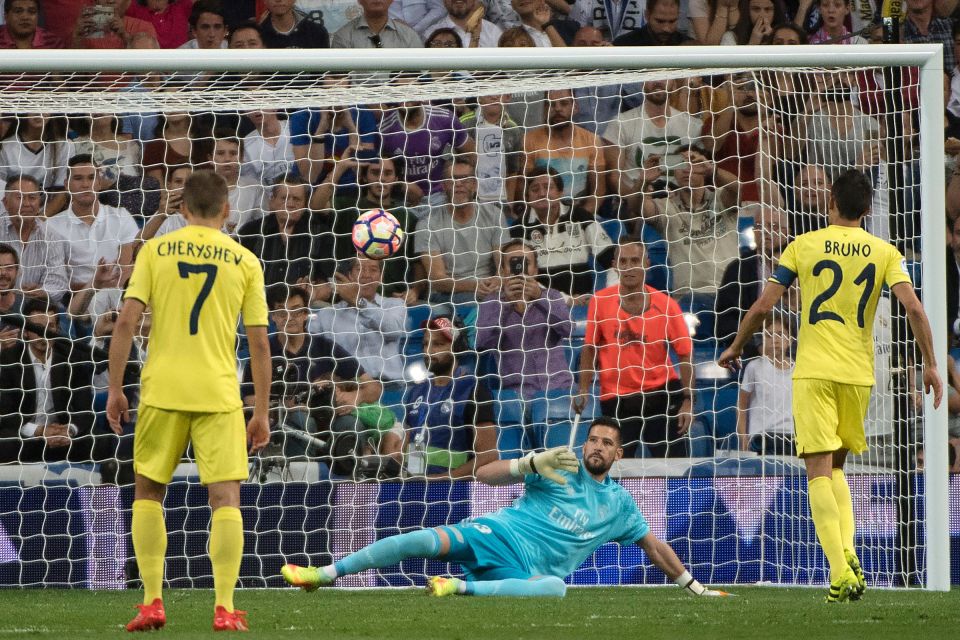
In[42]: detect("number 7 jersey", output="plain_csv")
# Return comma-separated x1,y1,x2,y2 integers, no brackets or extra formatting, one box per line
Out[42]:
124,225,269,412
770,224,912,386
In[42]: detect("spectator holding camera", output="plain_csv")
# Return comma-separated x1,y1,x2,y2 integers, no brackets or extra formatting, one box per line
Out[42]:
71,0,158,49
138,163,191,241
404,315,497,478
576,241,694,458
475,240,576,454
639,144,740,302
512,166,614,303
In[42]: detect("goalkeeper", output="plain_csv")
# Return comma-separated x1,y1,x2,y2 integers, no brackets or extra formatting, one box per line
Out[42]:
282,417,728,597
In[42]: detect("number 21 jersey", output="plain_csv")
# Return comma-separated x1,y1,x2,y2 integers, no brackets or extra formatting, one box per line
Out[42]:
124,225,268,412
770,225,911,386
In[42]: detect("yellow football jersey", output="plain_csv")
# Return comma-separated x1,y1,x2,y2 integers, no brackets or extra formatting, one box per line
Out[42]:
770,225,911,386
124,225,268,412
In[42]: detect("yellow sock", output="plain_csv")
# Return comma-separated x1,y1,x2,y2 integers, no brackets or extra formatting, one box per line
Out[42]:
210,507,244,612
132,499,166,604
808,476,847,582
831,469,856,553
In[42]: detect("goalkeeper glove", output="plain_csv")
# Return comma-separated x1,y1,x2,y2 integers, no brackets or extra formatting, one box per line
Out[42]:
675,570,733,597
510,447,580,484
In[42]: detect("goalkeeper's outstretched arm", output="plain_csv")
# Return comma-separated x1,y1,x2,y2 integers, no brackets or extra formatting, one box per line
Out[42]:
638,532,731,597
476,447,580,486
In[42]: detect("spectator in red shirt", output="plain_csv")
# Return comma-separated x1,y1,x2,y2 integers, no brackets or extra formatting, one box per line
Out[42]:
126,0,193,48
0,0,64,48
576,241,695,458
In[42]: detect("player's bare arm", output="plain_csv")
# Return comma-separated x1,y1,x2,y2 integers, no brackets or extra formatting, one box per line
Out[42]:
106,297,147,434
245,325,272,453
890,281,944,408
637,532,730,597
718,281,787,369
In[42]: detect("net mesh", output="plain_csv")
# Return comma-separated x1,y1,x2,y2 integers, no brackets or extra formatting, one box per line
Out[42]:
0,63,940,589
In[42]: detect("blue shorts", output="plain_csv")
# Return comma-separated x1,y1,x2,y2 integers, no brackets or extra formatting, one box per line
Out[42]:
438,518,532,582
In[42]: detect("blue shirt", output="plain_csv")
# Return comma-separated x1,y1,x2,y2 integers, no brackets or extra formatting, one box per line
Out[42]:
478,465,650,578
288,107,379,186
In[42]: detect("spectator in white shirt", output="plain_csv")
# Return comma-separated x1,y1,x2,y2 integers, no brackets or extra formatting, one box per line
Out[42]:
427,0,503,47
310,256,407,383
510,0,565,46
178,0,227,49
46,155,137,296
241,110,295,186
737,315,795,455
210,133,263,232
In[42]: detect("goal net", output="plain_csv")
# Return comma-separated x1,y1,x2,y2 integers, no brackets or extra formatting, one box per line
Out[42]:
0,47,950,591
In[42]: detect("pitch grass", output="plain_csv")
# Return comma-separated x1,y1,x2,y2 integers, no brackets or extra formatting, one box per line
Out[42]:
0,586,956,639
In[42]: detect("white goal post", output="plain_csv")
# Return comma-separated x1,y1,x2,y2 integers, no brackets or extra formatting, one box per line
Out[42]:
0,45,948,592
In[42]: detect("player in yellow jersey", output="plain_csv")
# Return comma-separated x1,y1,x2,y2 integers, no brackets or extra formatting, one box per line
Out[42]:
106,170,272,632
719,169,942,602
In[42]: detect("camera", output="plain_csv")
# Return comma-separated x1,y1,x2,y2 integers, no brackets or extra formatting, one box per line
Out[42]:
509,256,526,276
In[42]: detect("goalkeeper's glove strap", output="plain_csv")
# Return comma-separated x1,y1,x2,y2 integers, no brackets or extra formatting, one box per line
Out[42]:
675,570,706,595
509,452,538,477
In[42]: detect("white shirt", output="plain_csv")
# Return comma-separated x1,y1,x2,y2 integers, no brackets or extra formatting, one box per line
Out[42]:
741,356,794,436
603,104,704,183
241,120,295,186
866,295,894,437
229,177,265,231
21,347,55,438
177,39,228,49
46,203,138,286
426,15,503,48
521,23,552,47
309,295,407,382
89,287,125,390
0,137,69,188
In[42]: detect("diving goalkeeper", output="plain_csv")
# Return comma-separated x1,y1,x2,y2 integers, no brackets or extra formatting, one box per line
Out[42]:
282,417,728,597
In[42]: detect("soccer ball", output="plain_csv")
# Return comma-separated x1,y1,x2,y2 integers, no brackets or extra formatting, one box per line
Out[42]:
351,209,404,260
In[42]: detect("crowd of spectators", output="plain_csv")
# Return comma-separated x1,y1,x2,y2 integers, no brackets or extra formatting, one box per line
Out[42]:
0,0,957,480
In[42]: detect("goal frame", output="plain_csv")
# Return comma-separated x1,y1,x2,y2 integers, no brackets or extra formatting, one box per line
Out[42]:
0,44,948,591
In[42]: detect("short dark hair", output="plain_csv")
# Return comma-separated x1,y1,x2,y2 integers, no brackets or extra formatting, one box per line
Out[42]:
646,0,680,13
3,173,40,192
425,27,463,47
523,166,564,200
22,296,55,318
183,170,228,218
0,242,19,267
228,20,262,44
831,169,873,221
189,0,225,28
588,417,622,445
4,0,39,15
766,22,806,44
266,284,310,310
270,173,311,200
67,154,96,169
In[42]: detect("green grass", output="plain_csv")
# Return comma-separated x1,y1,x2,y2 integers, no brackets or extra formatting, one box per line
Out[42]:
0,586,955,639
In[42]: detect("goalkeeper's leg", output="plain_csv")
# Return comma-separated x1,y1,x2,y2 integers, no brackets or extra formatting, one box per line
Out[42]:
426,575,566,597
282,528,442,590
